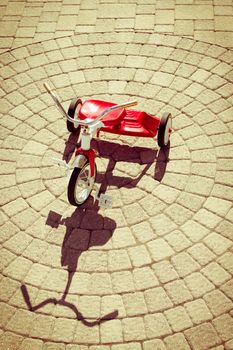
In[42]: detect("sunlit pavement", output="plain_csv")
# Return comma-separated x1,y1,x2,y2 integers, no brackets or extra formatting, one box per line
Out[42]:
0,1,233,350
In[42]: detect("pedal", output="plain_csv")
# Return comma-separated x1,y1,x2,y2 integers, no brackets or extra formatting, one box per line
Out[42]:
93,185,113,209
51,157,71,177
98,194,113,209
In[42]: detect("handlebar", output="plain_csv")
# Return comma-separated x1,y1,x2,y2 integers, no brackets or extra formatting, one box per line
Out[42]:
44,82,138,127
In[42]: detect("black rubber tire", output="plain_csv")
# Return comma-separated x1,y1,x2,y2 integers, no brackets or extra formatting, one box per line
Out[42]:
157,112,172,148
67,162,97,206
67,97,82,134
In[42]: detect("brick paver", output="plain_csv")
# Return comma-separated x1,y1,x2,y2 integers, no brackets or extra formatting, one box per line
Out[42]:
0,1,233,349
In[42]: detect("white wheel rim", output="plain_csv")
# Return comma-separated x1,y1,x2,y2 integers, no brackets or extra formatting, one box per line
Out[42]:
164,117,172,145
74,163,94,204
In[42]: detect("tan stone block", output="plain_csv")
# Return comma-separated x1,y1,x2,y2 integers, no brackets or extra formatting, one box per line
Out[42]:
147,238,174,262
144,287,173,312
0,276,20,302
165,204,193,225
135,15,154,30
98,4,136,18
184,272,214,298
101,295,126,319
128,245,151,267
164,333,191,350
108,250,132,271
100,319,123,343
215,16,233,31
144,313,172,338
175,20,194,35
181,220,209,242
51,317,77,342
212,314,233,342
131,222,154,244
171,252,200,277
24,263,50,286
112,271,135,293
203,290,232,316
153,185,180,205
0,21,18,36
204,233,232,255
153,260,179,283
122,317,146,341
188,243,215,266
19,338,43,350
151,71,173,87
225,340,233,350
0,302,15,328
218,252,233,274
6,309,35,335
111,228,135,248
149,214,177,236
216,32,233,48
143,339,166,350
133,267,159,290
165,280,193,305
112,343,141,350
122,292,147,316
0,332,23,350
137,5,155,14
185,323,221,350
176,5,213,19
202,262,231,286
43,342,65,350
185,299,213,324
3,232,31,255
56,15,77,30
156,10,174,24
165,306,193,331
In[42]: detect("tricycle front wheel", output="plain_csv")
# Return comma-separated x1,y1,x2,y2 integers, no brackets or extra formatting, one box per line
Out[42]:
157,112,172,148
67,97,82,134
67,162,96,206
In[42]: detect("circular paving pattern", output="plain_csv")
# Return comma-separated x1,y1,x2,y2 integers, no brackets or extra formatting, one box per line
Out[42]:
0,32,233,350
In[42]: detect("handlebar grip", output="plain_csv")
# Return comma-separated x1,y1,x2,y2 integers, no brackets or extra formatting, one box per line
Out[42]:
117,100,138,109
44,82,52,93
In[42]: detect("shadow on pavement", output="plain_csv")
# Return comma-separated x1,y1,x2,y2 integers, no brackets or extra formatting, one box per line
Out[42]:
21,205,118,326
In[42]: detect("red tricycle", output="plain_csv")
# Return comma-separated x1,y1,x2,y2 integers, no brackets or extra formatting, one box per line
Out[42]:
44,83,172,208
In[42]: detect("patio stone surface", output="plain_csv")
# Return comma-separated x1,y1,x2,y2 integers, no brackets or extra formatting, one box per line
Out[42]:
0,1,233,349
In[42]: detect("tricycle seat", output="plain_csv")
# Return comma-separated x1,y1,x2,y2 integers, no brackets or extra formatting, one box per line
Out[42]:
79,100,126,126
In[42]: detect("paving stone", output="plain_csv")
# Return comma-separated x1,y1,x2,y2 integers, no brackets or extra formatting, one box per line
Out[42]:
100,320,123,343
212,314,233,342
144,313,172,338
165,279,193,305
185,323,221,350
143,339,166,350
171,252,200,277
203,290,233,317
165,305,193,331
217,252,233,274
185,299,213,324
122,317,146,341
122,292,147,316
164,333,191,350
133,267,159,291
144,287,173,312
112,271,135,293
147,238,174,262
184,272,215,298
202,262,231,286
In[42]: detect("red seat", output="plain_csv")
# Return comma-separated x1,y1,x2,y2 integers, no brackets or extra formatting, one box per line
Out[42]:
79,100,126,127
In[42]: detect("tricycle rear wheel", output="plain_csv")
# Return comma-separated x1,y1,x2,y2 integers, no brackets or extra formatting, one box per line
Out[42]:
67,97,82,134
157,112,172,148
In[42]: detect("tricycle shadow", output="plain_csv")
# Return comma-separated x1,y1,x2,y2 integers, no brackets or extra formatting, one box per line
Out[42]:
63,134,170,195
21,205,118,326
